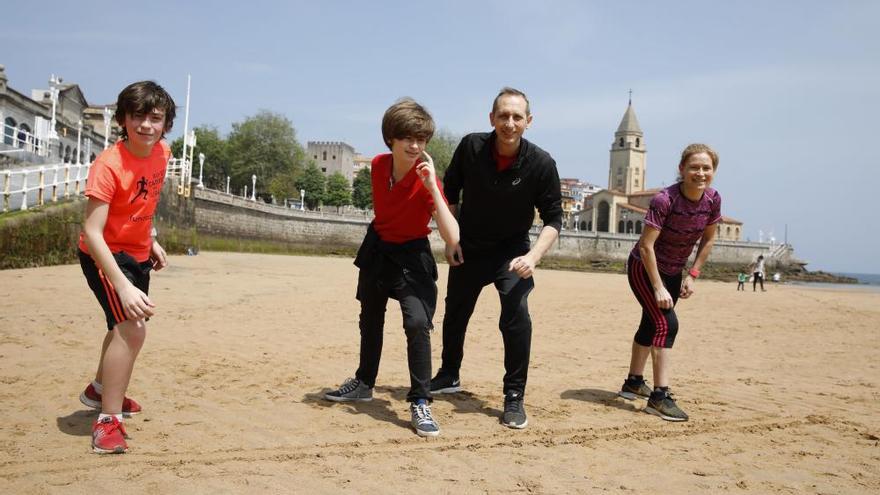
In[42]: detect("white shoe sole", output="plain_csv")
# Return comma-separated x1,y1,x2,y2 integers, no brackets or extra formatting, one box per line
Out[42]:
644,405,688,422
617,390,649,401
324,394,372,402
429,386,462,395
502,418,528,429
414,427,440,437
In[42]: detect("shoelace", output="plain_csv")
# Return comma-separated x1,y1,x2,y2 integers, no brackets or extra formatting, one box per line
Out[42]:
96,418,127,439
338,378,361,394
504,397,523,413
412,403,436,426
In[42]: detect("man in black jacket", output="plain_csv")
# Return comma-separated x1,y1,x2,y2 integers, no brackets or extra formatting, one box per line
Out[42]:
431,87,562,429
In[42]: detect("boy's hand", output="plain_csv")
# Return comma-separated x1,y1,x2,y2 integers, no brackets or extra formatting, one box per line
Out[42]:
415,151,437,189
150,241,168,271
445,242,463,266
117,283,156,320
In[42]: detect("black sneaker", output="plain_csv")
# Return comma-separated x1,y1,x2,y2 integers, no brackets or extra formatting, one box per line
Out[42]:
645,390,689,422
618,378,652,400
429,372,462,395
324,377,373,402
501,391,528,429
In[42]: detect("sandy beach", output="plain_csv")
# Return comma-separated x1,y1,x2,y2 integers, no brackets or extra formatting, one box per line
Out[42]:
1,251,878,494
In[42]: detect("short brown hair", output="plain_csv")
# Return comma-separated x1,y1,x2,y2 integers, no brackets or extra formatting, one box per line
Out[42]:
381,98,435,149
114,81,177,140
492,87,530,115
679,143,719,169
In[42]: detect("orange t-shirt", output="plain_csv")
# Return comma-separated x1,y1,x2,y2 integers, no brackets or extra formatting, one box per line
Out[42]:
78,140,171,262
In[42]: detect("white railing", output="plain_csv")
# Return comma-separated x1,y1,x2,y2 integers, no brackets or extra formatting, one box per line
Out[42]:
1,121,49,157
1,162,91,212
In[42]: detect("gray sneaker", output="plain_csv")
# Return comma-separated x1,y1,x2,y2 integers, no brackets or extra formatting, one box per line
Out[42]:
325,377,373,402
501,392,528,429
410,400,440,437
618,378,652,400
645,391,689,422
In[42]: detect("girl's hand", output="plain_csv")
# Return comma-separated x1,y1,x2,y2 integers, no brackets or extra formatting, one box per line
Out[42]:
654,286,674,309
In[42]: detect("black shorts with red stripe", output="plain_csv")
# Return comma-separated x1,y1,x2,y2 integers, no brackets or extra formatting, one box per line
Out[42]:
79,250,152,331
627,253,681,348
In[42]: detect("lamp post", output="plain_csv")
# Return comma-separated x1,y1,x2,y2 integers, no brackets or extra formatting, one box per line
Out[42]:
102,107,112,149
226,176,230,194
75,120,82,164
251,174,256,201
300,188,305,210
47,75,60,141
198,153,205,188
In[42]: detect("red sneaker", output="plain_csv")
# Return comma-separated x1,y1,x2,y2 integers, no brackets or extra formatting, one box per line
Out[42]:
92,416,128,454
80,383,142,415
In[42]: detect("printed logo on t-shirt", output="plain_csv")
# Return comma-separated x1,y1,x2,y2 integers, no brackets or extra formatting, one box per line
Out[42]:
131,176,149,203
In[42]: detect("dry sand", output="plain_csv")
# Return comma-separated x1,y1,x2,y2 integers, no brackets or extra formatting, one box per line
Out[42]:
1,251,878,494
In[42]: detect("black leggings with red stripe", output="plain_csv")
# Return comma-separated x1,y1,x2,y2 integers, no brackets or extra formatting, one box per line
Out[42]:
627,254,681,349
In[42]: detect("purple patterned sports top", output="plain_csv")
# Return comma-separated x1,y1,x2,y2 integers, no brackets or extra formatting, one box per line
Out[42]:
631,183,722,275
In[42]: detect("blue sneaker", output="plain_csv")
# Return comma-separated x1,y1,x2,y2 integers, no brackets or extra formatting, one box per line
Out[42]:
410,400,440,437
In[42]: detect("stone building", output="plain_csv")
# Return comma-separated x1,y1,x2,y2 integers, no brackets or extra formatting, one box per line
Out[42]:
307,141,356,183
576,101,743,241
0,65,118,166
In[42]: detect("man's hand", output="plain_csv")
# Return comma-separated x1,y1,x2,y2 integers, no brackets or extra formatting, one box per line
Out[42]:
508,253,538,279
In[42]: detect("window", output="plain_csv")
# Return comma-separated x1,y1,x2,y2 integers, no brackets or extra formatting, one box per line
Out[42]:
322,151,327,160
313,155,318,160
332,155,336,160
635,179,639,187
321,167,326,173
618,137,624,147
3,117,16,145
636,137,640,147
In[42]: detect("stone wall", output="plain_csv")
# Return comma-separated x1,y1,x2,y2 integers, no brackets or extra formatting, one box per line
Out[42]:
189,186,786,267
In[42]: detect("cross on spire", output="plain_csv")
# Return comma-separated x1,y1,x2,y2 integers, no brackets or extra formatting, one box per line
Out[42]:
628,89,632,105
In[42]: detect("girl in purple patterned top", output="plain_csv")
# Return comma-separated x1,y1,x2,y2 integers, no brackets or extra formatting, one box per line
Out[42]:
617,144,721,422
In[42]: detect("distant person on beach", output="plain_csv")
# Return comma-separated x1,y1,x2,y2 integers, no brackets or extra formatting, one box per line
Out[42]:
324,99,459,438
752,255,766,292
737,271,747,291
77,81,176,453
617,143,721,422
430,87,563,430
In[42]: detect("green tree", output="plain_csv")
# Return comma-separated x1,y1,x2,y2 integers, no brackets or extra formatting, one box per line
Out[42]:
351,167,372,210
324,172,352,212
426,129,460,179
295,162,325,210
170,126,230,190
226,110,307,200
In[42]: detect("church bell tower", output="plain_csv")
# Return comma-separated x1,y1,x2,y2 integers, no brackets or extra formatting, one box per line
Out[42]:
608,95,646,194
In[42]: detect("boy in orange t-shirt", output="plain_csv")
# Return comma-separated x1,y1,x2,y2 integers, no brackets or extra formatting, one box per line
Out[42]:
77,81,176,454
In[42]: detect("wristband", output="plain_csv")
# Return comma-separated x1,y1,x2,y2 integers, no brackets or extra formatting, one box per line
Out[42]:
688,267,700,279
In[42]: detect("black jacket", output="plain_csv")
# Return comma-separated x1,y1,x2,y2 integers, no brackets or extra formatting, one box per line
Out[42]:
353,223,438,325
443,131,562,254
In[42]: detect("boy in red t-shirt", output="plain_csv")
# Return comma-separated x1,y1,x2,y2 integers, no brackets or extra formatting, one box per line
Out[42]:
325,98,459,437
77,81,176,453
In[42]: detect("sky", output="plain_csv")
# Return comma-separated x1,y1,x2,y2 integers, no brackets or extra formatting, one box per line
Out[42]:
2,1,878,273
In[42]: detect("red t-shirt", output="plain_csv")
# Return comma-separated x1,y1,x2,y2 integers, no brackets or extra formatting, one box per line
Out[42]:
371,153,446,243
493,146,515,172
78,140,171,261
